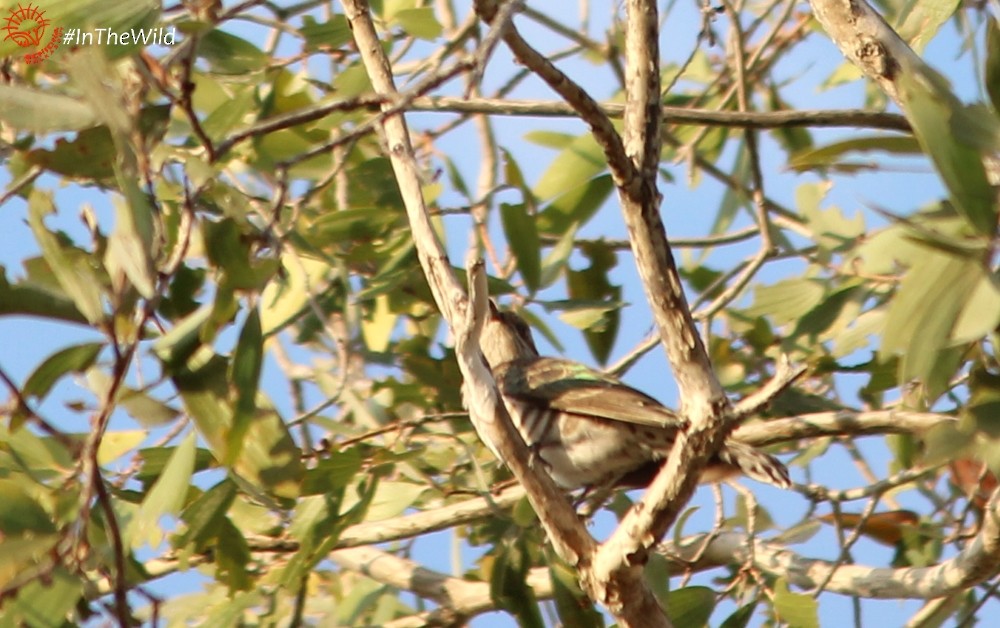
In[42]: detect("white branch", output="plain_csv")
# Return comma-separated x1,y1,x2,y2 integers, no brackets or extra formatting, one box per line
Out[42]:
807,0,924,107
339,0,594,575
668,489,1000,598
454,257,596,565
734,410,956,446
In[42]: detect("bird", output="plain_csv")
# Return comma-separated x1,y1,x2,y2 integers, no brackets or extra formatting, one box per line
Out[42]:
470,302,791,491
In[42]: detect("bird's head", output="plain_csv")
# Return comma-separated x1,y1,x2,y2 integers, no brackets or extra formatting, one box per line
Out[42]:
479,301,539,366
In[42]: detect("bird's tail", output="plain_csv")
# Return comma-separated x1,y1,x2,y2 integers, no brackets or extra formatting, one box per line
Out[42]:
717,440,791,489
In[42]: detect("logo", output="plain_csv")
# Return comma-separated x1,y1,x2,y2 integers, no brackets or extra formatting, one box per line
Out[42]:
3,2,47,47
3,3,62,64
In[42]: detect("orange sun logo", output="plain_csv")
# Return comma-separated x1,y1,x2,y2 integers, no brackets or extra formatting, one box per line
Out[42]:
3,3,49,48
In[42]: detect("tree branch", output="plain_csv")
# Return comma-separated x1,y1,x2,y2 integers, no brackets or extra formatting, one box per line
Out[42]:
733,410,956,446
454,257,595,565
670,490,1000,598
807,0,918,107
214,94,910,157
590,1,732,618
339,0,596,600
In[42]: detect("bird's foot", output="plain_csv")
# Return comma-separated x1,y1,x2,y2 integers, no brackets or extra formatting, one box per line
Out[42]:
526,442,550,473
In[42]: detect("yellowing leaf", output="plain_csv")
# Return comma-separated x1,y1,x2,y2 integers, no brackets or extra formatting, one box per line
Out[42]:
97,431,146,465
361,294,397,352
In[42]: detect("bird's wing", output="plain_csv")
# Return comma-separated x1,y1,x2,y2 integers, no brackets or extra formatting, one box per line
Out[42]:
495,357,685,429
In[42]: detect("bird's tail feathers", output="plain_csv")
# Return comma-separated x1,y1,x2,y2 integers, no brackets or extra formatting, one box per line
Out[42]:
717,441,791,489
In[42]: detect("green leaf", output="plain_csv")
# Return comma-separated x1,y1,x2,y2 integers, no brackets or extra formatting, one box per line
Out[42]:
895,0,960,52
301,448,364,495
565,242,621,364
152,304,214,367
967,368,1000,438
173,355,303,501
511,495,537,528
358,481,426,521
2,424,75,481
523,130,575,149
260,256,331,336
672,506,701,547
23,342,102,400
557,301,621,365
537,174,614,234
532,133,606,201
135,445,216,488
227,308,263,465
0,85,97,132
331,63,374,99
281,479,372,588
665,586,716,627
950,104,1000,153
745,278,825,326
200,590,260,627
0,479,57,535
987,20,1000,113
773,578,819,628
301,14,352,51
720,603,758,628
198,30,268,74
442,155,471,199
2,568,82,627
66,49,133,149
176,480,238,550
540,224,577,288
0,535,60,589
797,184,865,256
549,560,603,628
393,7,442,40
215,518,253,591
897,70,996,235
27,191,104,324
952,273,1000,343
788,136,922,172
290,493,344,552
117,388,180,427
203,218,279,291
881,250,978,387
0,273,88,325
201,85,257,141
107,203,158,299
490,541,544,628
66,69,168,305
832,309,884,358
773,520,823,546
129,431,196,548
704,147,750,240
26,125,117,180
500,202,541,292
502,147,531,190
793,284,862,341
766,85,813,153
